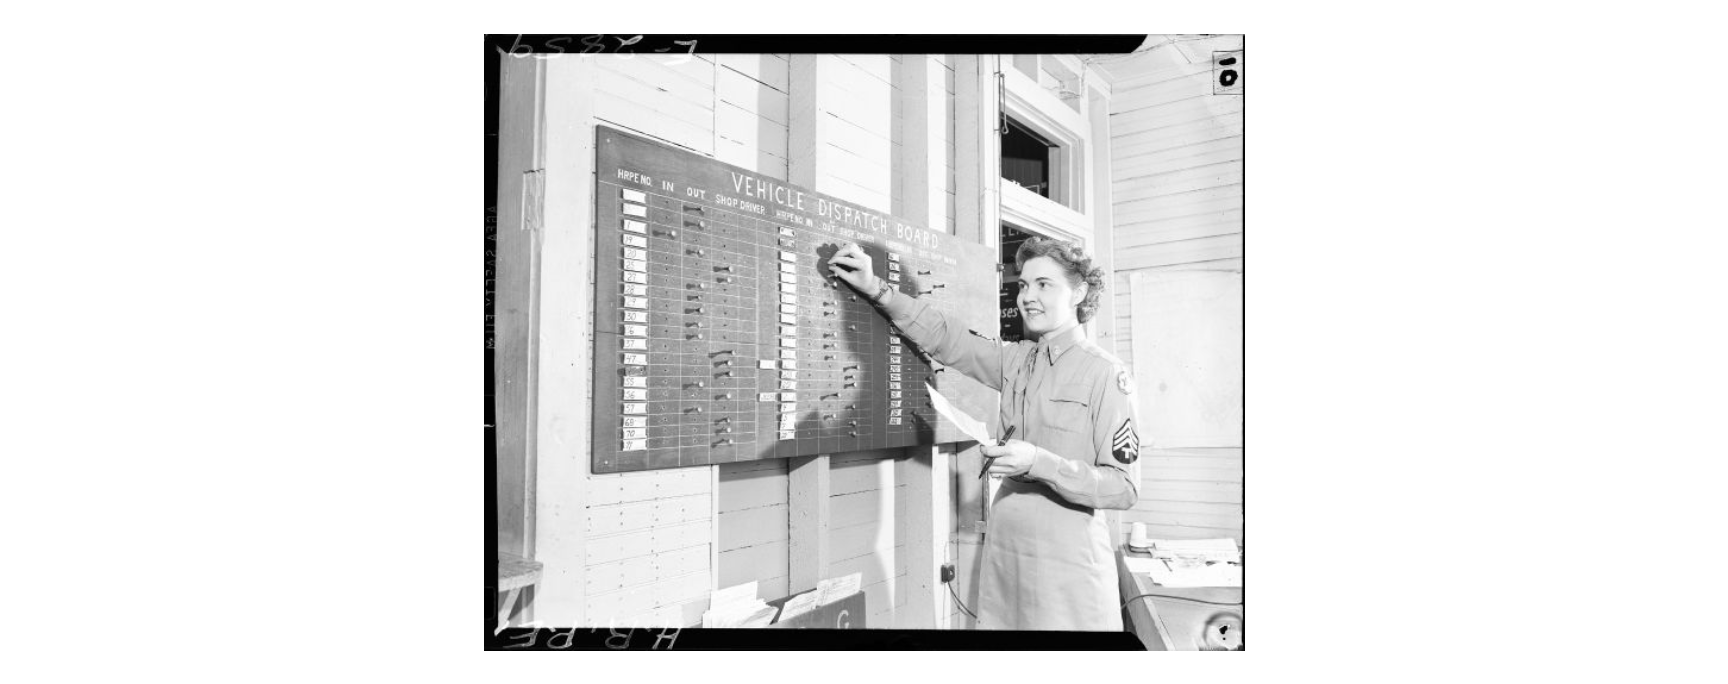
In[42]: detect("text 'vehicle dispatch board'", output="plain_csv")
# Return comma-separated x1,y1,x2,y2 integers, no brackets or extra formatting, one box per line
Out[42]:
592,125,998,474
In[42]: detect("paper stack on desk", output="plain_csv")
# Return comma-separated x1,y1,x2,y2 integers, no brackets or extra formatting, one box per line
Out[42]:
1128,538,1243,588
702,581,779,628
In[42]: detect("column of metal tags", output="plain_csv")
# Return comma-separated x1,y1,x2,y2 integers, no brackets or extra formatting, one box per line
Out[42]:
775,227,800,443
618,188,652,457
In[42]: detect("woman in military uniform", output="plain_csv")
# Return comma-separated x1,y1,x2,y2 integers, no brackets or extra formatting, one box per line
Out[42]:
828,237,1141,631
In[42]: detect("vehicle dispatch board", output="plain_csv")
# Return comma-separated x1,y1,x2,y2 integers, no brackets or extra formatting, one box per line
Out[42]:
592,125,998,474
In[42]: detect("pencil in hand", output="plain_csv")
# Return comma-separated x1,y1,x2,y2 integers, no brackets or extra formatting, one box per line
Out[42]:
979,425,1017,479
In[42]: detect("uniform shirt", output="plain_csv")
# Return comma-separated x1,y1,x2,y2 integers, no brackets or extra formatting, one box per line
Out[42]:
881,288,1142,507
879,287,1142,630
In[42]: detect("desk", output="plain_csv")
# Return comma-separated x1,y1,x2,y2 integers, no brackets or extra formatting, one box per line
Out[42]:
1117,548,1244,651
498,551,543,627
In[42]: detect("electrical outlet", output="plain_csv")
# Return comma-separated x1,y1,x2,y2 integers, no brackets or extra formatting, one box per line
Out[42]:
940,563,956,583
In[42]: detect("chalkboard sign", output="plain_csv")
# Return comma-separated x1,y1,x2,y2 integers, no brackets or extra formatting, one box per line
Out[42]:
591,126,998,473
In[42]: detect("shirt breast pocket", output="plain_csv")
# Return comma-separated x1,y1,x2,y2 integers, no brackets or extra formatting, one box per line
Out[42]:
1042,386,1092,434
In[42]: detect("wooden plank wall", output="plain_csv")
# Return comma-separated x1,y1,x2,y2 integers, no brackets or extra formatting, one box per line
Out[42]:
523,52,956,627
579,54,724,627
1106,47,1245,547
1107,58,1243,373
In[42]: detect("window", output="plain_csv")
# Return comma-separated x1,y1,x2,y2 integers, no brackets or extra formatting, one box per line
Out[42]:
1001,118,1054,199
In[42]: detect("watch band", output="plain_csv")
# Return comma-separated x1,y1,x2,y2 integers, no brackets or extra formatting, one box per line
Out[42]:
873,280,893,303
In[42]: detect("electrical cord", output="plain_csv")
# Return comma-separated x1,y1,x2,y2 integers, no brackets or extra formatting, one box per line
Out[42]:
946,580,978,620
1122,592,1243,609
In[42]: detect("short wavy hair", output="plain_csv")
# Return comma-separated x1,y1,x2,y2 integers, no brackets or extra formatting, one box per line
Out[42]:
1014,237,1106,324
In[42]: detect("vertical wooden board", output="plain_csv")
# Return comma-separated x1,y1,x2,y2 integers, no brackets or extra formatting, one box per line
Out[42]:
717,538,789,589
717,462,787,513
718,504,789,551
829,519,891,562
862,579,893,627
718,53,789,92
829,454,893,495
716,68,790,126
828,489,885,529
828,546,894,588
756,574,790,604
714,102,788,157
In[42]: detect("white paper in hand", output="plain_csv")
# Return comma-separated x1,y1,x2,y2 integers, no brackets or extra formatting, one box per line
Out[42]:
928,380,991,444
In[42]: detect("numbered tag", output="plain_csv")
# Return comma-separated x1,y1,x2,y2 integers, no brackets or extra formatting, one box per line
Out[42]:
779,431,797,440
622,219,646,234
622,284,647,297
622,338,647,350
621,402,647,415
622,234,647,248
621,439,647,451
781,371,798,380
780,282,796,293
890,408,903,416
780,381,797,390
889,400,902,408
780,338,797,348
888,418,902,426
780,262,796,273
891,391,902,399
621,203,647,217
623,353,647,365
781,293,797,304
890,365,902,373
623,324,647,337
889,345,902,355
781,392,797,402
759,392,778,402
779,226,795,237
781,403,798,413
890,374,902,381
622,376,646,388
622,247,648,261
888,272,900,282
780,325,797,336
887,253,899,262
779,237,795,247
621,416,647,428
779,251,796,262
623,259,647,272
779,314,796,324
623,297,646,309
622,271,647,284
758,359,777,369
623,310,648,323
622,389,647,401
623,364,646,376
888,262,900,272
782,359,797,369
620,188,647,203
620,427,647,440
889,356,901,364
780,304,797,315
780,273,797,284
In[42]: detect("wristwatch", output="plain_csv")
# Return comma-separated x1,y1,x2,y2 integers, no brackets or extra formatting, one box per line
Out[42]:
872,279,893,303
